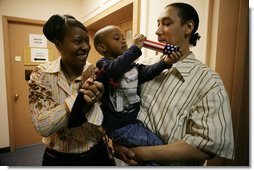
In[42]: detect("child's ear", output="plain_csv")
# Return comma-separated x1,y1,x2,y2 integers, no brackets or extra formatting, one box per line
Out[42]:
96,44,106,54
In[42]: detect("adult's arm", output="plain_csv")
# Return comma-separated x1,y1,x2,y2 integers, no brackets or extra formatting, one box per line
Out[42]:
114,140,212,165
29,66,72,137
114,85,234,164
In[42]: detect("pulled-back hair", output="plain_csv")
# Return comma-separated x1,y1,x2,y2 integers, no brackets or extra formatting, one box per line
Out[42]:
167,3,201,46
43,14,88,43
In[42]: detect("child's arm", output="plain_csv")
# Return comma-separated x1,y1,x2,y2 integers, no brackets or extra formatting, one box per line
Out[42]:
163,50,182,66
133,34,146,49
96,34,146,79
137,51,181,84
96,46,141,80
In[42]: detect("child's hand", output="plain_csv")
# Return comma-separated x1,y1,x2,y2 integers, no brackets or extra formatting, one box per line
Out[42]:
133,34,146,49
163,49,182,65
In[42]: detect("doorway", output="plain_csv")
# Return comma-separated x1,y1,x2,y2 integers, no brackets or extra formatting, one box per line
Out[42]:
84,1,137,65
3,16,58,150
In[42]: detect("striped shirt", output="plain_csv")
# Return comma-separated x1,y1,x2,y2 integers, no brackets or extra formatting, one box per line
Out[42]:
28,57,103,153
137,53,234,164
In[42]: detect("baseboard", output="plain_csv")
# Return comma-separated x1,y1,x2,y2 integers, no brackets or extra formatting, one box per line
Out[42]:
0,146,10,154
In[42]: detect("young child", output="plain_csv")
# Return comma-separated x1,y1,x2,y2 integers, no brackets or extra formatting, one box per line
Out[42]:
93,25,180,159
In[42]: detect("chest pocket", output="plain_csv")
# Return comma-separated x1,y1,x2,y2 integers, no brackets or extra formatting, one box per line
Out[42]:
110,67,140,112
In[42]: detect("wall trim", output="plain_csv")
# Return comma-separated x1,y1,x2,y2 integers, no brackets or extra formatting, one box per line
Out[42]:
0,146,10,154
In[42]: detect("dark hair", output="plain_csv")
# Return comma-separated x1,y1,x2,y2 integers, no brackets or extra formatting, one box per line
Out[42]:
43,14,88,43
167,3,200,46
93,29,104,53
93,25,115,55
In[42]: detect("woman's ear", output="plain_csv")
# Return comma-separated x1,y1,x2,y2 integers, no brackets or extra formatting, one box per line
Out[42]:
54,40,62,52
184,20,194,37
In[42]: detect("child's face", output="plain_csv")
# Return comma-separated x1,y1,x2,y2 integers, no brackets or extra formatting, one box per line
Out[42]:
103,27,128,58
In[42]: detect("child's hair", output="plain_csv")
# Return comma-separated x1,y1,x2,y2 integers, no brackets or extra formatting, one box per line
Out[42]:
167,3,201,46
43,14,88,43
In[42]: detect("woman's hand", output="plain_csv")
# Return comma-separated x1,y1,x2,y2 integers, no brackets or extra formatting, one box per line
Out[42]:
67,67,104,128
79,68,104,105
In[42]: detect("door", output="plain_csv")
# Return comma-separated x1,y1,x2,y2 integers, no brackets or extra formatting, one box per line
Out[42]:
4,16,58,149
116,19,133,48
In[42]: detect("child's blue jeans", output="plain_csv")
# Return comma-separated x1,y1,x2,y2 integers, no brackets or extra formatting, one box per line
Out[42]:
108,121,164,147
107,121,164,166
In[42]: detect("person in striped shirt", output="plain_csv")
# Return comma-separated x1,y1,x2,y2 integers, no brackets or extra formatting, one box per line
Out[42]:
28,14,114,166
114,3,234,166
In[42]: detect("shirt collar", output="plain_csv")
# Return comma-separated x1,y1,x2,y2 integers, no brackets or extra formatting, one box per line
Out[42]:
43,57,93,81
138,52,198,80
173,52,197,80
44,57,62,74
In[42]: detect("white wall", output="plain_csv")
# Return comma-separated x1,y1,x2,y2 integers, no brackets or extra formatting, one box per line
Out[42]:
0,0,82,148
81,0,121,22
79,0,209,62
139,0,209,63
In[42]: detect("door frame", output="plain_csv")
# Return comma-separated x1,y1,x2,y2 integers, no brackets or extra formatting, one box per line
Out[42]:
2,16,45,151
84,0,140,35
83,0,139,65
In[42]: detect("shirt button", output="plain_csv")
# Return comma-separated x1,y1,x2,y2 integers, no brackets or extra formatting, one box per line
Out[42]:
179,120,183,125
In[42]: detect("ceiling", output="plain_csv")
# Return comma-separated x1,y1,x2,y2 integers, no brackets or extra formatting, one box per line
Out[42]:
85,3,133,30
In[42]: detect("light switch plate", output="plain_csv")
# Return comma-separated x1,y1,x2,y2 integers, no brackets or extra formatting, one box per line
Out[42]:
15,56,22,62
